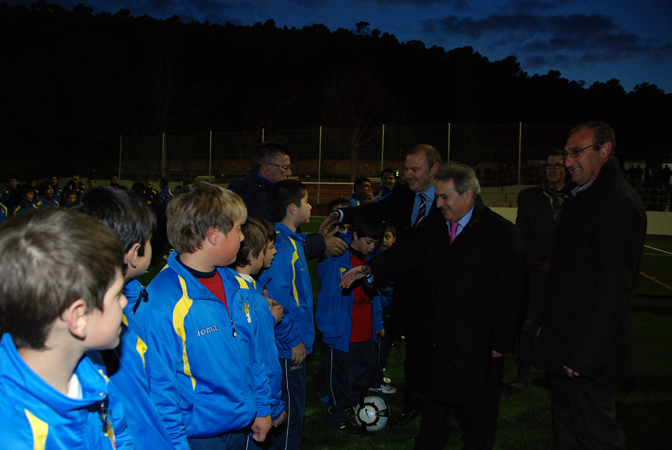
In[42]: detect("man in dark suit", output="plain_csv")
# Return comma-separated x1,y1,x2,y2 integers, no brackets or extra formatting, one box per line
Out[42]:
320,143,442,426
342,163,527,449
510,151,569,392
535,121,646,449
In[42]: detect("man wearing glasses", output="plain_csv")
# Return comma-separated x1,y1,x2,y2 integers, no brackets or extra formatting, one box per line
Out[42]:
510,150,569,393
535,121,646,449
228,141,348,259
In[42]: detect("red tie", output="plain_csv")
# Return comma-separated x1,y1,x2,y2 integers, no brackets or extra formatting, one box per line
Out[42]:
449,221,458,244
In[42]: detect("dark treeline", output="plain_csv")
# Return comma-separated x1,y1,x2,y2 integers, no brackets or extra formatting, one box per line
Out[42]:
1,0,671,173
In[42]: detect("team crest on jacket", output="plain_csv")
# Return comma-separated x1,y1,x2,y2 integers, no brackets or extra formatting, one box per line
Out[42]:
238,297,252,323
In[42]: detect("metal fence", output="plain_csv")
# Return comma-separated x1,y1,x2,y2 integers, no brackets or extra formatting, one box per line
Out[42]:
118,122,571,185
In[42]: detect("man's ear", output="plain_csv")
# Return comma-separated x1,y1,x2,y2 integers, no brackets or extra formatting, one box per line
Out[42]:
601,142,613,161
125,243,142,268
64,299,89,340
465,188,473,201
430,162,440,176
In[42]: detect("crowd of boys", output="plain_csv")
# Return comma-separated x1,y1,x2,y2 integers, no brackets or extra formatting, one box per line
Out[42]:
0,120,644,450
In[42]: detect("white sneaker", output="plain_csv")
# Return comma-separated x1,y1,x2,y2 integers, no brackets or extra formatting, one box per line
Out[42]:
369,382,397,394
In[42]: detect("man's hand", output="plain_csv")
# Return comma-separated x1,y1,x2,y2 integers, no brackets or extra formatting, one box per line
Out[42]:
341,265,371,289
563,366,580,378
378,329,385,338
291,342,307,365
251,415,272,442
272,410,288,428
492,350,503,358
324,228,348,257
319,211,341,235
263,289,284,326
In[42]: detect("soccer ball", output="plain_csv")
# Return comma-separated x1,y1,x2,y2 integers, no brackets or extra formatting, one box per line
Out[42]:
354,396,389,432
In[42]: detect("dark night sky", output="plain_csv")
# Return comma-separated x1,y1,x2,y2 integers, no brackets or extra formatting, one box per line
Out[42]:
10,0,672,93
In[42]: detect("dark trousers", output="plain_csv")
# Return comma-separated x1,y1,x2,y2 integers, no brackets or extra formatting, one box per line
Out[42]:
268,359,306,450
550,375,626,450
370,305,392,388
187,427,248,450
516,318,538,375
322,339,376,428
414,396,500,450
403,331,426,412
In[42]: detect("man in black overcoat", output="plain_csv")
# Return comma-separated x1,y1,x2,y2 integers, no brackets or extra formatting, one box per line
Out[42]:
535,121,646,449
342,162,527,449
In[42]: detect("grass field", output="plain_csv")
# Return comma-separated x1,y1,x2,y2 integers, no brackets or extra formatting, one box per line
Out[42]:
138,218,672,450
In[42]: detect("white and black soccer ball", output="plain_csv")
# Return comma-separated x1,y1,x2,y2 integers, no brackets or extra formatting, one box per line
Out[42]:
355,396,389,432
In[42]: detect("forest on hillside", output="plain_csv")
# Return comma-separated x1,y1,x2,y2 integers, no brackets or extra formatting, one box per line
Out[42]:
1,1,671,177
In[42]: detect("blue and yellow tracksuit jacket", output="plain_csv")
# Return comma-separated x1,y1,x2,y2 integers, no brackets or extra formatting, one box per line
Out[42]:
88,280,174,449
316,251,384,353
0,334,117,450
257,223,315,359
233,275,285,421
135,253,271,450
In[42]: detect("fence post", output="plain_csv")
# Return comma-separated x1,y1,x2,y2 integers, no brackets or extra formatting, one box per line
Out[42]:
161,133,166,178
118,135,123,180
209,131,212,182
447,123,451,163
318,126,322,204
380,124,385,172
518,122,522,187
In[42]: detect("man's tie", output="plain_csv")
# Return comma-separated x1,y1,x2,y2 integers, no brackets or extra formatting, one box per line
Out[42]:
449,221,458,244
413,193,426,229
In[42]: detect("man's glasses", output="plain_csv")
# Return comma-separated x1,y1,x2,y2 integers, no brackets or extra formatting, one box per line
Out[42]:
559,142,603,160
545,163,564,170
269,163,291,171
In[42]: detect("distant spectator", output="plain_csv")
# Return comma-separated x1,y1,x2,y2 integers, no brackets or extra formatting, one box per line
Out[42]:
350,176,374,206
13,184,40,214
37,181,59,208
373,169,396,201
48,175,62,203
1,178,18,214
87,177,96,188
64,174,86,196
60,191,79,209
110,175,120,187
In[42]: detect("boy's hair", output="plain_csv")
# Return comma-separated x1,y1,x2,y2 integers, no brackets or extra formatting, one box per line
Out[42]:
262,217,276,243
18,184,33,197
167,181,247,254
232,217,268,268
74,186,156,256
353,177,371,192
267,180,307,222
328,197,350,212
160,177,170,187
37,181,52,197
0,209,123,350
381,168,396,178
385,223,397,237
350,211,385,241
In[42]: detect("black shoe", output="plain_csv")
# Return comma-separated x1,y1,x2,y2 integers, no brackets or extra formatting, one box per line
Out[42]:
394,409,420,426
338,420,363,435
509,374,532,393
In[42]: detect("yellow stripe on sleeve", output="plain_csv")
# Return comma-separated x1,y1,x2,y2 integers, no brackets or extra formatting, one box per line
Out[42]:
173,276,196,390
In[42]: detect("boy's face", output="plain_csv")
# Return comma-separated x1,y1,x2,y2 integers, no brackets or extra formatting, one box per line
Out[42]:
86,269,127,349
379,230,396,251
65,193,77,204
295,192,312,225
216,219,245,266
23,191,34,203
43,186,54,199
262,240,277,269
351,232,379,256
248,249,265,275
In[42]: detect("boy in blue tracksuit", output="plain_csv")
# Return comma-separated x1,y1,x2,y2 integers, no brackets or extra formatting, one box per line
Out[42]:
134,182,272,450
257,180,314,450
0,208,127,450
74,186,175,449
229,217,288,448
316,214,386,433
